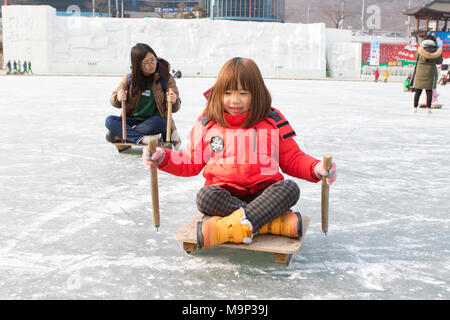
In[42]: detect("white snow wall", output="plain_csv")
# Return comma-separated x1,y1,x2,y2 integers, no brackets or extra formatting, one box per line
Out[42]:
3,5,330,78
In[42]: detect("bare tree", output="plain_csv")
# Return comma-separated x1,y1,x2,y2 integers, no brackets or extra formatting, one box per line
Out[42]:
175,2,186,19
320,0,355,29
84,0,109,13
192,4,207,19
143,1,163,18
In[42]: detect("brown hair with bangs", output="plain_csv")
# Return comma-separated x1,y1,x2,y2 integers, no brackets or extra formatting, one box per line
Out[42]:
206,57,272,127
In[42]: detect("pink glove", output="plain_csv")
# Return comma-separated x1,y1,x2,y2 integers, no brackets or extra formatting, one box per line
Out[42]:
314,162,337,185
142,147,166,170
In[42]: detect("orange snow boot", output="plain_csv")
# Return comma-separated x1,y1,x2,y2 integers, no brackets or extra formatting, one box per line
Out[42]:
197,208,253,249
258,211,302,239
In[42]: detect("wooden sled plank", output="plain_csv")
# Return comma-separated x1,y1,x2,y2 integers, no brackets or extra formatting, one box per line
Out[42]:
419,104,443,109
111,142,141,146
174,213,310,264
109,134,169,152
110,141,141,152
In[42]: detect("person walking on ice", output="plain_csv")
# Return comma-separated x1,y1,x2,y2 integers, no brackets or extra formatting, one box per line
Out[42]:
6,60,12,74
383,69,389,83
143,57,337,249
22,61,28,74
411,35,443,113
374,68,379,82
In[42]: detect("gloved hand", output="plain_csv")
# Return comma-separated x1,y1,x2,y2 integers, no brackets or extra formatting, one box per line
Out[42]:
314,162,337,185
142,147,166,170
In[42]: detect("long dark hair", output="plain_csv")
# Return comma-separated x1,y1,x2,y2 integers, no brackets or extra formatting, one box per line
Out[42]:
130,43,169,96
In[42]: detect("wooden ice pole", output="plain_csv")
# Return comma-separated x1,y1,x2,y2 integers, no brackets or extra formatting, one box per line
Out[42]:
166,88,173,142
121,100,127,142
148,135,160,231
321,154,332,235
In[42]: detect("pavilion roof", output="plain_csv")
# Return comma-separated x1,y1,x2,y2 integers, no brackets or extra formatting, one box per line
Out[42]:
404,0,450,19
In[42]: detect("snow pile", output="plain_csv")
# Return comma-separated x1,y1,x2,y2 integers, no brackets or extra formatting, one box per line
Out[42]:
3,5,330,78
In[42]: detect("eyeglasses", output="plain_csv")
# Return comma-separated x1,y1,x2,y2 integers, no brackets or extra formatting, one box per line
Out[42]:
142,59,157,67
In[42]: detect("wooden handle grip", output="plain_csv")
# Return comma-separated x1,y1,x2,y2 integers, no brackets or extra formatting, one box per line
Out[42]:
321,154,332,234
148,136,160,230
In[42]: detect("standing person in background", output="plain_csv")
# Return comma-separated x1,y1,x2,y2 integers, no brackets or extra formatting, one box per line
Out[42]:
374,68,379,82
28,61,33,74
106,43,182,149
23,61,28,74
13,60,18,74
383,69,389,83
411,35,443,113
6,60,12,74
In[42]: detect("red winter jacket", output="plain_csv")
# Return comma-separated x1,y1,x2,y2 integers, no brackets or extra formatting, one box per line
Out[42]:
158,108,320,197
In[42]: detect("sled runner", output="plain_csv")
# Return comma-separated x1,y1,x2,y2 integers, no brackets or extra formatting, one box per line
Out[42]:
110,141,142,152
419,104,443,109
110,137,175,152
173,213,310,265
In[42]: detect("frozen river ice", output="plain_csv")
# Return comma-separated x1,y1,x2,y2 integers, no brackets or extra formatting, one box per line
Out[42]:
0,75,449,299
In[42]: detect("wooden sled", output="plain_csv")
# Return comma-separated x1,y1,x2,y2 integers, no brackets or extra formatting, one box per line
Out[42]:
110,89,175,153
110,138,175,152
174,213,310,265
110,141,142,152
419,104,443,109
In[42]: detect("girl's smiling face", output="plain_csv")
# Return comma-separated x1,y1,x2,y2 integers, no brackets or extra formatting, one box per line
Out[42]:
141,52,157,76
222,83,251,115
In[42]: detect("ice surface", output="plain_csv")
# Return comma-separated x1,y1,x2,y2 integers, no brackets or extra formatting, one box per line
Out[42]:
0,75,449,299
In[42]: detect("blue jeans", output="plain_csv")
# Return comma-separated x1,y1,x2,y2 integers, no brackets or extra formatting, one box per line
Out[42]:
105,115,167,144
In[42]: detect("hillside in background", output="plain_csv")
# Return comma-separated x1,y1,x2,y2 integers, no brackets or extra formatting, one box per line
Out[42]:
1,0,433,34
286,0,426,34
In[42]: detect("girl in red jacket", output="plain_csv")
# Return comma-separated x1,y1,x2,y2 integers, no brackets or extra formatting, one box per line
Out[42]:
143,57,336,249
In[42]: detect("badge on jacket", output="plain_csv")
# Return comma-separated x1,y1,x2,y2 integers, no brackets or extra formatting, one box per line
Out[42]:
210,136,224,153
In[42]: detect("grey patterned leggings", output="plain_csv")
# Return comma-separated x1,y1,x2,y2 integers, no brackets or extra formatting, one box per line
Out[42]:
196,180,300,232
